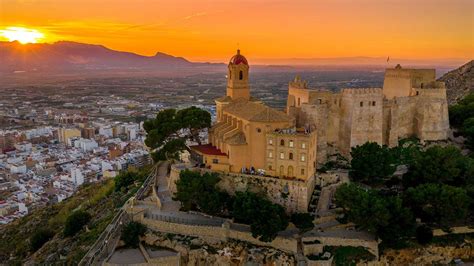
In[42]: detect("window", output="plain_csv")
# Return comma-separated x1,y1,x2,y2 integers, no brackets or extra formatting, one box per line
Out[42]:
289,152,294,160
280,152,284,159
268,165,272,170
301,168,305,175
268,151,273,158
372,101,376,106
239,71,243,80
301,154,306,162
318,99,322,104
280,139,285,146
212,159,219,164
301,142,306,149
289,140,294,147
298,98,301,106
416,91,419,96
360,101,363,107
269,139,273,145
257,128,261,133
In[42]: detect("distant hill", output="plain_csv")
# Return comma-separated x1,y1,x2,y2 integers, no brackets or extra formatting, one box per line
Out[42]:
0,41,219,74
438,60,474,105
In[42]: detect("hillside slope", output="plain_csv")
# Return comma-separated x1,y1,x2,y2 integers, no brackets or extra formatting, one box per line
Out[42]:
0,171,146,265
438,60,474,105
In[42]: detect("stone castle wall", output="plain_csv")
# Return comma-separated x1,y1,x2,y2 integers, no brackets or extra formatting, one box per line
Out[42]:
139,216,298,254
288,68,450,161
170,164,315,213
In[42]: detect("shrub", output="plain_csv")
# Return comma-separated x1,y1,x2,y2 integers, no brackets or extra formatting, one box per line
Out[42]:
291,213,314,231
416,225,433,245
121,221,147,248
30,228,55,251
63,210,91,237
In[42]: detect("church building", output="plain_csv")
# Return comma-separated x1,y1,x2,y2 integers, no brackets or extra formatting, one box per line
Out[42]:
191,50,317,180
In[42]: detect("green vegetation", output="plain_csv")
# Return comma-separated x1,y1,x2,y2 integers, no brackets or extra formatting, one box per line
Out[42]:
335,183,414,244
350,142,397,184
405,184,470,228
174,169,230,215
233,191,289,242
144,107,211,161
449,93,474,151
290,213,314,232
403,145,474,188
328,246,376,266
174,170,289,242
307,246,375,265
0,166,151,264
416,225,433,245
121,221,147,248
338,136,474,247
114,169,148,192
63,210,92,237
30,228,55,252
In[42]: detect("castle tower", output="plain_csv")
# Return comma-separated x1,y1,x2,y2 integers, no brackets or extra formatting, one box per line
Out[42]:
226,49,250,100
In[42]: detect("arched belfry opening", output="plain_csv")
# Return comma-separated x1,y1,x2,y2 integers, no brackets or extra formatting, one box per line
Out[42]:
239,71,243,80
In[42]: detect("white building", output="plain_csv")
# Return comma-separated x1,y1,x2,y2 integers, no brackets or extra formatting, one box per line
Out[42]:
70,168,84,186
10,163,27,174
74,138,99,152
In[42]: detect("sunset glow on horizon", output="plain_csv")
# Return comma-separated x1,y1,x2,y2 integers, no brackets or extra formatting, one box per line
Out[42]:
1,0,472,63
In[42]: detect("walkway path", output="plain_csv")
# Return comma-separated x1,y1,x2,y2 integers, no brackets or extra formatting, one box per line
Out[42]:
155,162,181,211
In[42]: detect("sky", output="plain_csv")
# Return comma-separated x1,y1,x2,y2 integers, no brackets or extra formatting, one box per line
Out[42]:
0,0,473,63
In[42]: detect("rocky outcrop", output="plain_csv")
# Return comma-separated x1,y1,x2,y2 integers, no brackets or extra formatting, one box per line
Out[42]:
143,231,296,265
438,60,474,105
368,240,473,265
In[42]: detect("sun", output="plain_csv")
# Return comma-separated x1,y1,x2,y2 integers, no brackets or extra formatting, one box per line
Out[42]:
0,27,45,44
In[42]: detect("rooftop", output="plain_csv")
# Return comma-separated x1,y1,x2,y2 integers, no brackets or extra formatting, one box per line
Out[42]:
190,144,227,156
223,99,292,122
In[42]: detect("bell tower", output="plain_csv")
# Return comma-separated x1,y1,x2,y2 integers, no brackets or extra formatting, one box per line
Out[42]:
227,49,250,100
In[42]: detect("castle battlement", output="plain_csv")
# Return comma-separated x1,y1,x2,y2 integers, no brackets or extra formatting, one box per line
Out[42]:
341,88,382,95
287,67,449,160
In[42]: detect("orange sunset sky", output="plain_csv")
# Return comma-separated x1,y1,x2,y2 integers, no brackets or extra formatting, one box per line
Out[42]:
0,0,473,63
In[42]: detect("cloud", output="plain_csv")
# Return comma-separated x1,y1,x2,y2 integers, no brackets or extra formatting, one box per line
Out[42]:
183,12,208,20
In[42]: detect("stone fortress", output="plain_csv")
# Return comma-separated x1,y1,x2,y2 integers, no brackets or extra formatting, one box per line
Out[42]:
288,64,450,163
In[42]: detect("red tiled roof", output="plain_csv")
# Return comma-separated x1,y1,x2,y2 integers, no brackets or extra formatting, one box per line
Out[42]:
190,144,227,156
229,49,248,65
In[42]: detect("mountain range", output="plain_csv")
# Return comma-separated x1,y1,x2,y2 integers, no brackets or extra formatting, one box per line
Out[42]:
0,41,220,74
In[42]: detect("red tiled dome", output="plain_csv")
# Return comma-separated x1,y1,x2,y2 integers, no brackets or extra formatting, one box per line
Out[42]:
229,49,248,65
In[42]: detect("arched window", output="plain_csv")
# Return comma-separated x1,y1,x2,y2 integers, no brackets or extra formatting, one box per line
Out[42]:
289,152,293,160
280,165,285,176
239,70,243,80
280,152,284,159
280,139,285,146
289,140,294,147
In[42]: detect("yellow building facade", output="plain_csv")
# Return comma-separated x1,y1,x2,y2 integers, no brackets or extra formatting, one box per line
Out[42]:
191,50,317,181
